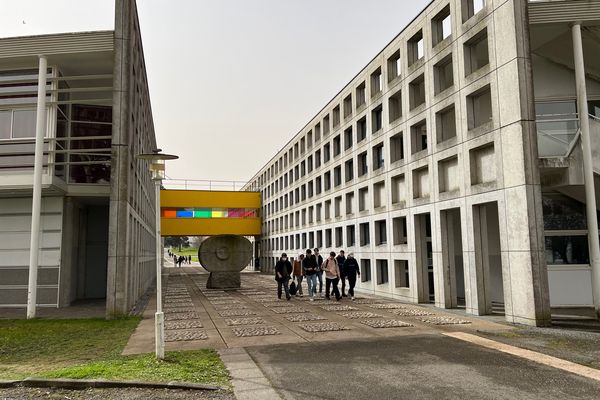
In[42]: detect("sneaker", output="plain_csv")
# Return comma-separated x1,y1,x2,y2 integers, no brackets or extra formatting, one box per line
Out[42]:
325,296,331,300
342,294,348,297
336,297,341,301
309,298,314,302
286,296,291,301
351,296,355,300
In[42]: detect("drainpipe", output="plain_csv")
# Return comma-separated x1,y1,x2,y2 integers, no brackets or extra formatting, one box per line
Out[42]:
572,23,600,318
26,55,48,319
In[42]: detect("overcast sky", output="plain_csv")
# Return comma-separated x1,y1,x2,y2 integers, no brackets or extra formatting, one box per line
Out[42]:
0,0,430,183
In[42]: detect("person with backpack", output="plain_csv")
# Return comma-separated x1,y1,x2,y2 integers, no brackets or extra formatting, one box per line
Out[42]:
275,253,293,300
336,250,347,297
344,253,360,300
322,251,341,301
302,249,318,301
313,248,324,297
292,254,305,297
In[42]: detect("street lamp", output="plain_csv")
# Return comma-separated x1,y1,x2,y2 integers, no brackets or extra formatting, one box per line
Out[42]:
136,149,178,360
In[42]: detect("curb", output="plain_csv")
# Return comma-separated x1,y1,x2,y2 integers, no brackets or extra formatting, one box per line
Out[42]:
0,378,224,391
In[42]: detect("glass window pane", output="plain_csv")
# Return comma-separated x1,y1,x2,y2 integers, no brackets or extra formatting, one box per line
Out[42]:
0,111,11,139
545,236,589,265
12,109,37,138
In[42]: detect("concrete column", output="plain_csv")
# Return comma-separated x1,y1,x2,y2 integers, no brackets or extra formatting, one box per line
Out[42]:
572,22,600,318
26,55,48,319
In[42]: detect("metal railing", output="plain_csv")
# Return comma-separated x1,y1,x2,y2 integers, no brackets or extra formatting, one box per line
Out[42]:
162,179,251,191
536,114,580,157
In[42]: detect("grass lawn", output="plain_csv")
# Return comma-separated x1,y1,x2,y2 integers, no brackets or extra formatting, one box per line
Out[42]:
0,318,229,387
169,247,199,262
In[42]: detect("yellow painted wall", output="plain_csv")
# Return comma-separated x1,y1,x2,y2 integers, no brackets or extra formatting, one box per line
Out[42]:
160,189,261,236
161,189,260,208
161,217,261,236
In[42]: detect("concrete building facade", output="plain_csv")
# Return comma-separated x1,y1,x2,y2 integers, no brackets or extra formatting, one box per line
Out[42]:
0,0,158,317
244,0,600,326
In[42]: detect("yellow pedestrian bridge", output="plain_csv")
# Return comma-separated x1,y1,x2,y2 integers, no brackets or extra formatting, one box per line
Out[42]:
160,189,261,236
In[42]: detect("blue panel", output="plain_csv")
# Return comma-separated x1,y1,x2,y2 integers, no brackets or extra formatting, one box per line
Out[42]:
176,210,193,218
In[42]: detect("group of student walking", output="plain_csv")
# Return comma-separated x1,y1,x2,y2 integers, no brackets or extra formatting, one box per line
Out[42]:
274,248,360,301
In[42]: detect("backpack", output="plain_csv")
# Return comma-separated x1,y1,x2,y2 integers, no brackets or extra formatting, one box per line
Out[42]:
289,281,297,295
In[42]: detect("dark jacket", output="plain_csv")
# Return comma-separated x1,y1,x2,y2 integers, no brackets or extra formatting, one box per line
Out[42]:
336,255,346,275
315,254,324,272
302,255,318,275
275,259,292,281
344,257,360,276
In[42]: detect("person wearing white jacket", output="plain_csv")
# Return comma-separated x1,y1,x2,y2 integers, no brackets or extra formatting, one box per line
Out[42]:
322,251,341,301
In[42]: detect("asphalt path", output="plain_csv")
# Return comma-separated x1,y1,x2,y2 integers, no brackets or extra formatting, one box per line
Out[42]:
246,334,600,400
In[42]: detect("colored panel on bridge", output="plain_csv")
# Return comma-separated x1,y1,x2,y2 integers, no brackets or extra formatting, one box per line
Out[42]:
160,189,261,236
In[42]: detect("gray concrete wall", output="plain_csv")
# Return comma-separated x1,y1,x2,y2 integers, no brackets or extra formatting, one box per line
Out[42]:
106,0,158,317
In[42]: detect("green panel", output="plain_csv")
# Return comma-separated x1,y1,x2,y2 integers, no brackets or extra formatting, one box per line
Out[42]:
193,209,212,218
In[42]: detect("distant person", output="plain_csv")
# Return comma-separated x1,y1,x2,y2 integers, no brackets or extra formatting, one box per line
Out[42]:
275,253,292,300
173,255,177,266
255,257,260,271
313,248,324,296
177,256,184,268
322,251,341,301
293,254,305,297
336,250,347,297
302,249,318,301
188,255,192,264
344,253,360,300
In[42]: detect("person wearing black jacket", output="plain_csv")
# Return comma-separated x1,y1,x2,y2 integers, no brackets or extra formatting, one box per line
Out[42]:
313,248,324,296
336,250,347,297
302,248,318,300
275,253,293,300
344,253,360,300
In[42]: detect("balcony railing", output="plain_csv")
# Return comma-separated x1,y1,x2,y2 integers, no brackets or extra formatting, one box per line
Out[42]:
162,179,250,192
536,114,580,158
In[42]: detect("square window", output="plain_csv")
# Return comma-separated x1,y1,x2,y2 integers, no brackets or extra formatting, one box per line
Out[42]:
464,28,489,76
359,186,369,211
392,217,408,245
325,199,332,219
358,151,368,177
361,259,372,282
411,119,428,154
467,85,492,130
344,94,353,119
388,90,402,123
387,50,401,82
344,127,353,150
432,5,451,47
359,223,370,246
462,0,486,23
334,195,342,217
412,166,430,199
394,260,410,288
324,143,331,163
370,67,382,96
333,135,341,157
357,116,367,142
334,166,342,187
434,54,453,94
345,159,354,182
391,174,406,205
373,180,386,208
356,82,366,108
335,227,343,247
373,143,385,170
323,114,330,135
409,74,426,110
436,104,456,143
333,105,341,128
438,155,460,193
326,228,333,247
345,191,355,214
376,259,389,284
324,171,331,191
346,225,356,247
469,142,496,185
408,30,424,66
390,132,404,163
371,105,383,133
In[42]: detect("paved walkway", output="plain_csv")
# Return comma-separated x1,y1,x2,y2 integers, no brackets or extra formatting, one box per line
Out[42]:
123,267,510,354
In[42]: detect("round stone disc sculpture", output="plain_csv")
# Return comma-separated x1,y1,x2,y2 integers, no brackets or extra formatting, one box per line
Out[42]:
198,235,253,289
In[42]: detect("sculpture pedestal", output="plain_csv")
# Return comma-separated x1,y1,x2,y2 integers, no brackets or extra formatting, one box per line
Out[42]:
207,271,241,289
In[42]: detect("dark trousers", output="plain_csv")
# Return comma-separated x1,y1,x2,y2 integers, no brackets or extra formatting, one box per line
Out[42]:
340,274,347,295
277,278,290,299
347,274,357,297
325,277,340,300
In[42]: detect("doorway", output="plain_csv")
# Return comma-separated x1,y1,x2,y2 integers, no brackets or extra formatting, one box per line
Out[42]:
77,204,109,300
473,202,504,315
415,213,434,303
441,208,466,308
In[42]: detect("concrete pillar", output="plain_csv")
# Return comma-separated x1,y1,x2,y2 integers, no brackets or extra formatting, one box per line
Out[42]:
26,55,48,319
572,22,600,318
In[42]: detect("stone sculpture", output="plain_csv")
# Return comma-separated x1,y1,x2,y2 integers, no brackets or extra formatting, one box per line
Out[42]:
198,235,252,289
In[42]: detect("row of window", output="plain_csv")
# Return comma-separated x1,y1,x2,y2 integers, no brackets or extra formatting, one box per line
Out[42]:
261,82,492,206
262,136,496,223
249,0,489,192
